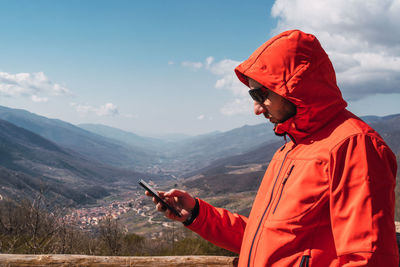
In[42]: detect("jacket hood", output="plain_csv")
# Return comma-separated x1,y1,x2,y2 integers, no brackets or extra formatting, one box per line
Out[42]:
235,30,347,143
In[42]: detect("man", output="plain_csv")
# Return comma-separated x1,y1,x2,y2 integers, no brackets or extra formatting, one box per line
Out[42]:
147,30,398,266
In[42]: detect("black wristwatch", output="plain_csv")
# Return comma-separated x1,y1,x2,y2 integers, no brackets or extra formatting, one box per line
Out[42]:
183,198,199,226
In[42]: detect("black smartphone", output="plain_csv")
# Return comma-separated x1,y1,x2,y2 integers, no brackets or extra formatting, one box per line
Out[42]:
138,179,182,217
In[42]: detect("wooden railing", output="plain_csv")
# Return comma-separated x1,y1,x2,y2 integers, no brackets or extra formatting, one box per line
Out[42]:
0,254,238,267
1,226,400,266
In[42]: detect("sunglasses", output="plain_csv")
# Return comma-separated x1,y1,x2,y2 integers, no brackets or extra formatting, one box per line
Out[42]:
248,87,269,103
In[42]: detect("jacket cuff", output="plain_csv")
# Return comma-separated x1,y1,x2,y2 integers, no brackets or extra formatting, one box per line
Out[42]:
184,198,208,230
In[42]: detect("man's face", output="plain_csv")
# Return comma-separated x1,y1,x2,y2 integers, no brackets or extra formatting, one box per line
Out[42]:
248,78,296,124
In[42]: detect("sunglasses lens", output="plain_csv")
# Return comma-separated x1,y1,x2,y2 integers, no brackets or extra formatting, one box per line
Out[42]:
249,88,266,103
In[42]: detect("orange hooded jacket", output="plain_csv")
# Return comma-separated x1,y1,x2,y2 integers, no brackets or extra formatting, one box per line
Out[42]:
186,30,398,266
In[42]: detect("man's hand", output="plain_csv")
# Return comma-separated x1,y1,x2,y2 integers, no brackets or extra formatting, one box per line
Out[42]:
145,189,196,222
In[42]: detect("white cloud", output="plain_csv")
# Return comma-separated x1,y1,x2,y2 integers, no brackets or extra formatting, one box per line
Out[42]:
182,57,250,115
31,95,49,103
197,114,205,120
220,98,253,116
98,103,119,116
181,61,203,70
205,56,214,66
71,102,119,116
181,57,244,94
271,0,400,100
206,58,247,97
182,1,400,111
0,71,71,101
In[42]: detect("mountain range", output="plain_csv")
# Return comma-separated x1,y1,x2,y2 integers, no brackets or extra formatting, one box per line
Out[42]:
79,122,280,175
0,117,171,206
0,106,170,205
0,104,399,207
0,106,161,173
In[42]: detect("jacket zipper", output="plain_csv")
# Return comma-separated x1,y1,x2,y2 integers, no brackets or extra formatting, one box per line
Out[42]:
299,255,310,267
247,148,293,267
272,165,294,214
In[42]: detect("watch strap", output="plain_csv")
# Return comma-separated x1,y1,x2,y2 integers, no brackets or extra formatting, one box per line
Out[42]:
182,198,199,226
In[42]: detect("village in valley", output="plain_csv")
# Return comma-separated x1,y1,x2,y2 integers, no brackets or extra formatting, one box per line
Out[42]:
63,181,175,236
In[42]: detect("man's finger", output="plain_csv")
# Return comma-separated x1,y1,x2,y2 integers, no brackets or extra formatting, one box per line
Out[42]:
156,203,166,212
164,189,187,198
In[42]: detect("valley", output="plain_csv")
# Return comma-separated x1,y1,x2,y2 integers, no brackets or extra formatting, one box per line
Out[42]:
1,104,400,235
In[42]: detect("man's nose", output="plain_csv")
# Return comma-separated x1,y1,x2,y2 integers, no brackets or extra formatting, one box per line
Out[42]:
254,101,267,115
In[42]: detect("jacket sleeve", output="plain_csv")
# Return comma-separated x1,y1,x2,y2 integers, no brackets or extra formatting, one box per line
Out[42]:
329,134,398,266
185,198,248,253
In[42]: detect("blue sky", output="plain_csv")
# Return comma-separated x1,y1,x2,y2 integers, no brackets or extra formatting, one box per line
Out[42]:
1,0,399,136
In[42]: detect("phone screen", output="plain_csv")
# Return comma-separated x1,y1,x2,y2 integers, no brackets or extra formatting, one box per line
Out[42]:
138,179,182,217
